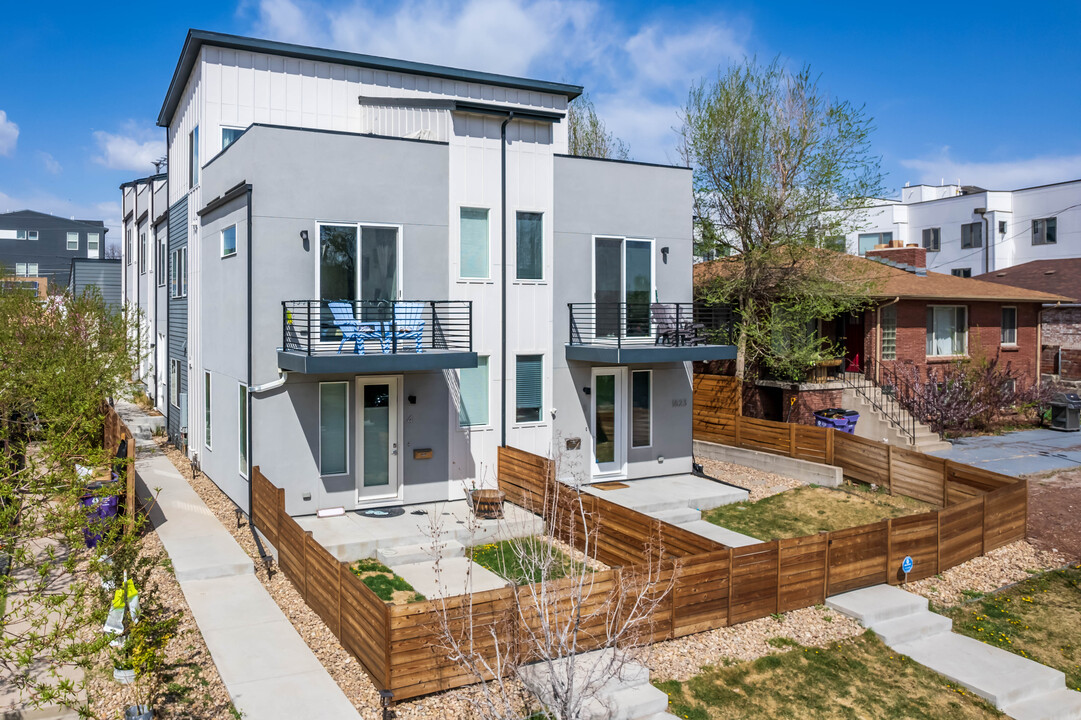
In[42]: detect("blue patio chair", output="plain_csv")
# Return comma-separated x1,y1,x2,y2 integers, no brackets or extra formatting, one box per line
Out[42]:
328,301,382,354
386,301,426,353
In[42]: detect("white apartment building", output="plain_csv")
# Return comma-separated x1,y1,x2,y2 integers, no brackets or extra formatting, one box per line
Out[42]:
845,179,1081,277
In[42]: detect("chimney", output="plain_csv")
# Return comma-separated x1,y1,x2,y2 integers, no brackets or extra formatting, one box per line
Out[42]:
866,245,927,269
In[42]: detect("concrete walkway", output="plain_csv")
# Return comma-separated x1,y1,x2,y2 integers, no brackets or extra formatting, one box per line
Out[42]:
828,585,1081,720
928,427,1081,477
583,474,761,547
136,449,361,719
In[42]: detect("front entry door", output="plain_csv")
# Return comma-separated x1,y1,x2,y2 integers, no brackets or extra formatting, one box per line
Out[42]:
591,367,626,476
356,376,401,503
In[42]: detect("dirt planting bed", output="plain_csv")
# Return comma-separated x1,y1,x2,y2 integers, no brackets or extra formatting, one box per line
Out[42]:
1027,468,1081,562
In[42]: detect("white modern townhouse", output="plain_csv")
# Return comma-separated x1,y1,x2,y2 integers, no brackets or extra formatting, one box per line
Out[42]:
844,179,1081,277
122,30,734,517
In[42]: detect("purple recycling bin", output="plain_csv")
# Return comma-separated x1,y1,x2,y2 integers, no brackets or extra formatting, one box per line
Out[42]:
81,480,120,548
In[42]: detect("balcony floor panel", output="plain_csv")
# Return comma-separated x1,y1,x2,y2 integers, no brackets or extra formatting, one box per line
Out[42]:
564,343,737,364
278,349,478,374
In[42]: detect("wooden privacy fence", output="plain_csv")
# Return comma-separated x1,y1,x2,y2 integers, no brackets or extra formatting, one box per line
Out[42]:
692,410,1017,507
250,429,1027,702
103,402,136,527
693,374,741,416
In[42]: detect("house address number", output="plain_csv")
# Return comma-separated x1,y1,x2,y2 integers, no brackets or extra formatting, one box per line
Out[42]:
672,398,687,407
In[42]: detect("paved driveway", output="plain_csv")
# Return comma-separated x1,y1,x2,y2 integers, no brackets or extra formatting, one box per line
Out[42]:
927,428,1081,477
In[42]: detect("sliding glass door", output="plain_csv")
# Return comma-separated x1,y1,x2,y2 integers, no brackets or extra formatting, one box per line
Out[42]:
594,237,653,339
318,223,401,338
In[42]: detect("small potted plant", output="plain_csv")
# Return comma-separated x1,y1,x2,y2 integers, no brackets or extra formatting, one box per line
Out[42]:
465,471,505,520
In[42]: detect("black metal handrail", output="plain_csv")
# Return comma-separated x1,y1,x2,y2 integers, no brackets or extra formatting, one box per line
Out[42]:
841,356,922,443
567,302,735,348
282,300,472,356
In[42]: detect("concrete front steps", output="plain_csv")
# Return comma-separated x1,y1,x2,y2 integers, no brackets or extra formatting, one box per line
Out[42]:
519,649,675,720
828,585,1081,720
113,399,165,447
842,385,952,453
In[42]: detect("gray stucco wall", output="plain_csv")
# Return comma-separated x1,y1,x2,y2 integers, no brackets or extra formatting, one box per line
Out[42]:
198,125,451,514
551,156,695,480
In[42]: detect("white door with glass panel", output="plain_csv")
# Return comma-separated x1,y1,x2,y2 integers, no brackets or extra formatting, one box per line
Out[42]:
356,376,401,503
591,367,626,476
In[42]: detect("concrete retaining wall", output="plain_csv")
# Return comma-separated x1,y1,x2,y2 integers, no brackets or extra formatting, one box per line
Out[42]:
693,439,843,488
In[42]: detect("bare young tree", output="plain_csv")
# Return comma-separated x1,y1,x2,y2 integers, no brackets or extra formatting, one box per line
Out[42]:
427,450,673,720
567,92,630,161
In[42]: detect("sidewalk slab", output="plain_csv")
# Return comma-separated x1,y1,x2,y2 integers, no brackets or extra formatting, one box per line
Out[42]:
136,455,253,582
677,520,761,547
392,556,510,600
582,474,748,514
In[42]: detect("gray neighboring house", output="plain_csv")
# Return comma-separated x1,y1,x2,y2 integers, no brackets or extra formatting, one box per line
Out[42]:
130,29,735,518
68,258,122,305
0,210,107,292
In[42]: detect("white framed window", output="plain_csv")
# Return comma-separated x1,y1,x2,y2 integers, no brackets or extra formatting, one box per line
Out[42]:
170,247,187,298
157,231,166,286
926,305,967,357
221,224,237,257
16,229,38,240
459,207,489,279
1033,217,1057,245
125,228,132,265
204,372,212,449
459,356,490,427
515,355,543,424
922,227,941,252
961,222,982,249
631,370,652,448
169,360,180,408
238,384,248,478
1001,306,1017,346
87,232,100,258
319,382,349,476
516,212,543,280
880,304,897,361
951,268,972,278
27,263,37,276
189,126,200,188
14,263,26,276
222,126,244,150
66,232,78,251
139,232,147,274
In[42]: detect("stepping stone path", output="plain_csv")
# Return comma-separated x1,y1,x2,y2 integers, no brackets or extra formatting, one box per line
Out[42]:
827,585,1081,720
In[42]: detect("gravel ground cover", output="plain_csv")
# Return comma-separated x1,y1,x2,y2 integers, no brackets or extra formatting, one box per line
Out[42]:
907,540,1067,606
697,458,801,501
86,491,236,719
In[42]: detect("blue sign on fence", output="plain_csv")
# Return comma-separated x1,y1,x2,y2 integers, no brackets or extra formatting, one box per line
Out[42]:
901,555,914,574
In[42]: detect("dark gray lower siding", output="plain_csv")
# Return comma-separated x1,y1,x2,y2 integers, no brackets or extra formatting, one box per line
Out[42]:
167,197,188,443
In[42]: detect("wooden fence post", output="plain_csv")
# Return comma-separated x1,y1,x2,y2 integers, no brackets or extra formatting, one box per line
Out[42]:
886,518,893,584
935,512,942,574
825,429,834,465
886,444,894,495
1022,479,1030,540
823,531,831,600
734,414,742,448
941,459,950,507
383,603,393,689
775,541,782,614
337,564,344,640
726,547,734,626
788,424,796,458
980,494,987,556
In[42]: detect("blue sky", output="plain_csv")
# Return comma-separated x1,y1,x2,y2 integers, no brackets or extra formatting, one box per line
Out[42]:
1,0,1079,244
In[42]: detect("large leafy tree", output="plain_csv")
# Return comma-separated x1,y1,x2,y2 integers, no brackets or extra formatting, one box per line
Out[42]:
681,58,886,379
567,92,629,160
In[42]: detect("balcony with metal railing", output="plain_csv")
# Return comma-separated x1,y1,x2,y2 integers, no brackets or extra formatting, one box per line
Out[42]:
278,299,477,373
566,302,737,363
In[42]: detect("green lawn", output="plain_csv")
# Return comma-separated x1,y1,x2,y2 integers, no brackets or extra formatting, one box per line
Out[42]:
942,565,1081,692
350,558,424,604
654,632,1002,719
703,485,930,541
469,537,581,585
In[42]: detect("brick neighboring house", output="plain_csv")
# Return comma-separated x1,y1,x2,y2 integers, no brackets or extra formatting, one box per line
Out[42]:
694,246,1070,424
975,258,1081,383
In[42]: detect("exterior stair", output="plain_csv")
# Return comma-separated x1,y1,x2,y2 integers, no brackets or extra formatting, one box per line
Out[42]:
841,375,951,453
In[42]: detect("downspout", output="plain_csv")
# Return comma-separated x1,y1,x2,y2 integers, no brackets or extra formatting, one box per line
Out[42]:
500,112,515,448
875,297,901,385
976,208,990,275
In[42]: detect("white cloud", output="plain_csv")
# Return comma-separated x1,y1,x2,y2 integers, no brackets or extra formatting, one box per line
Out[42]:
243,0,747,162
0,110,18,156
92,122,165,172
38,151,62,175
900,148,1081,190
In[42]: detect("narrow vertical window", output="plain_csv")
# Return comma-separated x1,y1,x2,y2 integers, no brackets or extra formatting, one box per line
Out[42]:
515,212,543,280
222,224,237,257
459,356,490,427
169,360,179,408
631,370,651,448
1001,306,1017,345
880,304,897,361
319,382,348,475
459,208,489,279
125,229,132,264
189,126,200,187
87,232,100,258
515,355,543,423
204,372,212,448
238,384,248,477
157,232,166,286
140,233,147,274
